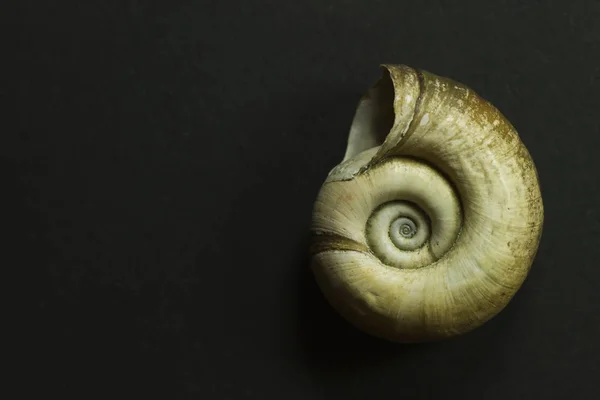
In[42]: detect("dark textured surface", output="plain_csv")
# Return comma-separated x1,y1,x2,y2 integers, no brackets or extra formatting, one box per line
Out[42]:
6,1,600,398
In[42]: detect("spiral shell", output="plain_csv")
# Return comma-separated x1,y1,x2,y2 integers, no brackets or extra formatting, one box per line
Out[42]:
310,65,543,342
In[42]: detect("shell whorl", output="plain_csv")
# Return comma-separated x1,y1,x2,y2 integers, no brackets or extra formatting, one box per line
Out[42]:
310,65,543,342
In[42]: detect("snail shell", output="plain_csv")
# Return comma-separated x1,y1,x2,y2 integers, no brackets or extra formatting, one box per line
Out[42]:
310,65,543,342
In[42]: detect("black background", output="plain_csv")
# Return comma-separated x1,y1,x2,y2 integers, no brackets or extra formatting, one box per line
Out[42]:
7,1,600,398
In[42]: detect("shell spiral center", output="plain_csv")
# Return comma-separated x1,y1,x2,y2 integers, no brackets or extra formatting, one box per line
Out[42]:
361,158,462,270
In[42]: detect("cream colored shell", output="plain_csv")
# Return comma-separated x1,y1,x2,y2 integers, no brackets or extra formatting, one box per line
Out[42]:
310,65,543,342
